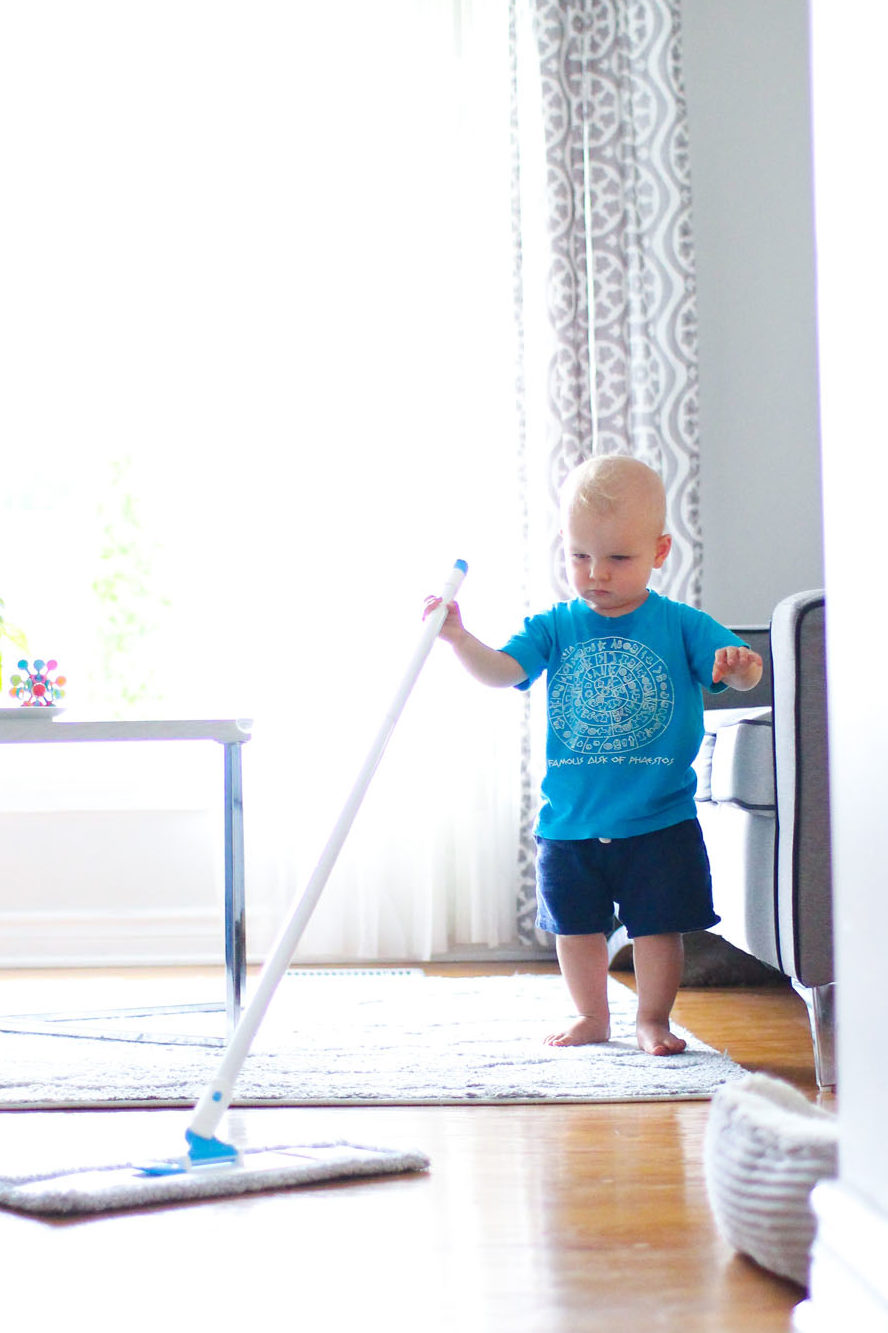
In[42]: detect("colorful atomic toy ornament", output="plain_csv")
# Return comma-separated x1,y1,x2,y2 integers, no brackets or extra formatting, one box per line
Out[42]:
8,659,67,707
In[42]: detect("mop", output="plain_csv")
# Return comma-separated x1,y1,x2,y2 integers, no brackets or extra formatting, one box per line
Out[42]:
0,560,468,1216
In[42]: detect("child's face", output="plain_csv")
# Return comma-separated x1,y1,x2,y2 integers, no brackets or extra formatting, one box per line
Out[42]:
562,504,671,617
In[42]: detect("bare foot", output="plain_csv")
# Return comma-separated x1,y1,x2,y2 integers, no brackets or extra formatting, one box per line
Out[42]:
636,1020,686,1057
545,1016,611,1047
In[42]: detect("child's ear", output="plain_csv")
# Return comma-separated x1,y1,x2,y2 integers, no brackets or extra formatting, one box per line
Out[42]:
653,533,672,568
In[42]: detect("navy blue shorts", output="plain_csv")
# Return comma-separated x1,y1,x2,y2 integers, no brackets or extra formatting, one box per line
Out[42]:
535,818,720,938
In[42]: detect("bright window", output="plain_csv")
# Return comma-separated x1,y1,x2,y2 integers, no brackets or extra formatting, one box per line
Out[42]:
0,3,527,962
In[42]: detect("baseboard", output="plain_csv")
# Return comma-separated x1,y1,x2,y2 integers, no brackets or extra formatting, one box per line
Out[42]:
0,915,558,970
0,909,233,968
430,944,557,964
793,1181,888,1329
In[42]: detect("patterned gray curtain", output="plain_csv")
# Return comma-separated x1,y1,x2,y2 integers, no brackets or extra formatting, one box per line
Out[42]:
510,0,702,945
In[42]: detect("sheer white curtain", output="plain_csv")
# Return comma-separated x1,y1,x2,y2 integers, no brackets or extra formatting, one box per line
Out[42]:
0,3,530,960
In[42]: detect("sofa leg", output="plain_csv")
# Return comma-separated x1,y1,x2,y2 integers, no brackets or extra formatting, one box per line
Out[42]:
792,980,837,1092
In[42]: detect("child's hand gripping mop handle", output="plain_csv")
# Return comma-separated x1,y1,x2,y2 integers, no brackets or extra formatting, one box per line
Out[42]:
186,559,468,1151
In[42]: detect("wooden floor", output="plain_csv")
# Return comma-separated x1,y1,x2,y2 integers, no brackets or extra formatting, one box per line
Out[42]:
0,964,829,1331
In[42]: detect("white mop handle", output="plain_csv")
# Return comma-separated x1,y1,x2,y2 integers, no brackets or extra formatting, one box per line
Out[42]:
189,558,468,1142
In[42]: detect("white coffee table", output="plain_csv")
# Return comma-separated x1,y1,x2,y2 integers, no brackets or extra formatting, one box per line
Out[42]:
0,712,252,1031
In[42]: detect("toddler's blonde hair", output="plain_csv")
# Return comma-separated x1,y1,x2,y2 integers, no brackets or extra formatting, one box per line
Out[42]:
559,455,667,534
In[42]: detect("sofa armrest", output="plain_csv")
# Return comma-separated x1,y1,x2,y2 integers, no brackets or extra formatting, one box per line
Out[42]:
771,590,833,987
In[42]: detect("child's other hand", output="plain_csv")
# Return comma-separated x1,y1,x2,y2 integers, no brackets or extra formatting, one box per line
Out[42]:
424,595,465,644
712,645,764,691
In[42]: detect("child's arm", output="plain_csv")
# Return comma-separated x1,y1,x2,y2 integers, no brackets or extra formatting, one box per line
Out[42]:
712,645,764,691
424,597,528,688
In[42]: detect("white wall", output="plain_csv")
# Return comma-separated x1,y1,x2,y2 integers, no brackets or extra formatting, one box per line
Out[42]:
682,0,824,626
797,2,888,1324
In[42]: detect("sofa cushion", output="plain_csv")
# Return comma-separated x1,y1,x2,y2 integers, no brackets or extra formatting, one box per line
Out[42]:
694,732,716,801
697,800,779,967
695,707,774,810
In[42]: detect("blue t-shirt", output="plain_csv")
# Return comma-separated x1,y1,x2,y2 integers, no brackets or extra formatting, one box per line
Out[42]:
501,590,746,840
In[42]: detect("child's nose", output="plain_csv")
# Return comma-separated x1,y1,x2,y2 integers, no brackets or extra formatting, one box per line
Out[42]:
590,558,609,581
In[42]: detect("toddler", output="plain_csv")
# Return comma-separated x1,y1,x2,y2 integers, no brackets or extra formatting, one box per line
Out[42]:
426,456,762,1055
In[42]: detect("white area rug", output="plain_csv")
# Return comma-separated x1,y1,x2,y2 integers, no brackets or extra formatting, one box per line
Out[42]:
0,971,746,1108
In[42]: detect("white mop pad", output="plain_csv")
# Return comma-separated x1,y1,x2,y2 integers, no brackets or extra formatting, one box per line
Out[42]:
704,1073,837,1287
0,1140,429,1217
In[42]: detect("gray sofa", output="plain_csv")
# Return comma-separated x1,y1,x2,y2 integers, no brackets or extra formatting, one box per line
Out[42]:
695,589,834,1089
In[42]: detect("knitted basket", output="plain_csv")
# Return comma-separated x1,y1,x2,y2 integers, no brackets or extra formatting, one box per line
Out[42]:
704,1073,837,1287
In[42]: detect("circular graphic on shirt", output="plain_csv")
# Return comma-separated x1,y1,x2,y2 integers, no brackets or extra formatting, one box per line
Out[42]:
548,636,674,755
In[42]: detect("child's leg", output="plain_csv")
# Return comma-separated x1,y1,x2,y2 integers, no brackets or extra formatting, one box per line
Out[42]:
545,932,610,1047
632,932,686,1056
